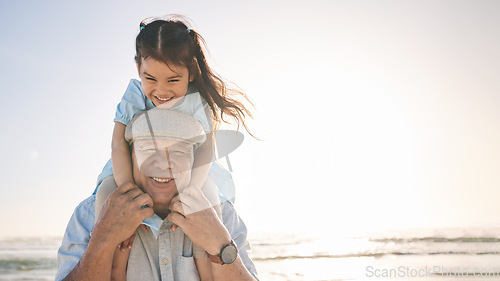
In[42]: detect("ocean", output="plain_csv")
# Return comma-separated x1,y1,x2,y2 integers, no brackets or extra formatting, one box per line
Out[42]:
0,237,59,281
2,228,500,280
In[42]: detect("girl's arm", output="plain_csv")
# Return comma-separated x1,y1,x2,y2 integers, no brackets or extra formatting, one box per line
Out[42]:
108,122,136,281
191,131,218,281
112,122,135,186
189,131,214,188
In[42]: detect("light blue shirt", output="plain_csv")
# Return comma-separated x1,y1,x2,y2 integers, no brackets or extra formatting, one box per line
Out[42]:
55,195,259,281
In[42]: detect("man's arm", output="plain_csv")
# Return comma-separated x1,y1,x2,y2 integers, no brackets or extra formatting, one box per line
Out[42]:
219,201,259,280
205,200,258,281
61,233,117,281
56,183,154,281
167,186,258,281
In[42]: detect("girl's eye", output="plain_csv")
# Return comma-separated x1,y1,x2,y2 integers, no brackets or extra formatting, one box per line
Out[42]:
146,77,156,81
168,79,179,83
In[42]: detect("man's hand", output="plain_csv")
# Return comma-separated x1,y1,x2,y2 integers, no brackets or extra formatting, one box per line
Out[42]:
167,185,231,256
61,183,154,281
94,182,154,247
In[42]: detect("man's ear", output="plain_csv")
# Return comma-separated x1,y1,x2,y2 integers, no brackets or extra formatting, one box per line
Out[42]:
136,63,141,76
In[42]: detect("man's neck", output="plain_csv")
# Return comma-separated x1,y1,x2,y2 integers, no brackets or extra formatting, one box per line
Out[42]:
154,209,169,220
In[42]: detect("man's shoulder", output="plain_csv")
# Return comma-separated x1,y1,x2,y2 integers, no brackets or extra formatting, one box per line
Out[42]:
75,195,96,211
220,200,236,214
69,195,96,228
220,200,248,235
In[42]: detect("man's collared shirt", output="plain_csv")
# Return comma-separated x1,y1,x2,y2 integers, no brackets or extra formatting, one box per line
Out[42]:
55,195,259,281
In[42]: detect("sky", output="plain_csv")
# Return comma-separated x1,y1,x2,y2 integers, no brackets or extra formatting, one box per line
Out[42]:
0,0,499,238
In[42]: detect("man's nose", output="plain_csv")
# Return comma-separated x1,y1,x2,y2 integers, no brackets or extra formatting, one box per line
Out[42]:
152,151,170,170
154,158,170,170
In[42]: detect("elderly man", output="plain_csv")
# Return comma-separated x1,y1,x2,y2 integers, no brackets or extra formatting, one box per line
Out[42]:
56,108,258,281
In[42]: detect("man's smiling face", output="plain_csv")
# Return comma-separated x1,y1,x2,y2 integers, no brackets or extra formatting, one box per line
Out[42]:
132,138,194,218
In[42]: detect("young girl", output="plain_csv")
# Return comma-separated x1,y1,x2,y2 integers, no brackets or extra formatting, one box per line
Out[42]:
93,15,253,281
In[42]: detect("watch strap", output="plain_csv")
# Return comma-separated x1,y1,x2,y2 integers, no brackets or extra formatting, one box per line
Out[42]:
209,252,223,264
208,240,237,265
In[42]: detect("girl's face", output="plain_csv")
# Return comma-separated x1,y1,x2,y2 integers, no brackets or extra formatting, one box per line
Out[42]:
137,58,194,107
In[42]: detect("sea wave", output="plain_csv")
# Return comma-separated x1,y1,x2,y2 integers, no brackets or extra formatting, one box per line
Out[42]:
249,230,500,262
0,258,56,272
253,250,500,261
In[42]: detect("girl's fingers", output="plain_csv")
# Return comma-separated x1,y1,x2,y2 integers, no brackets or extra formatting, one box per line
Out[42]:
119,230,138,250
127,231,137,249
120,241,127,251
140,224,149,233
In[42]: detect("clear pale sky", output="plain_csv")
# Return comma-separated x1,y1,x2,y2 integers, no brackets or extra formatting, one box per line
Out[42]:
1,0,499,238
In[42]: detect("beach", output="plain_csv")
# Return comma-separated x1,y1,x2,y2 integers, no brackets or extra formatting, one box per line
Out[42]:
2,228,500,280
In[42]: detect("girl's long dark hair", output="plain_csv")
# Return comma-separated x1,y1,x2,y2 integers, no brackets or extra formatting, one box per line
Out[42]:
136,16,254,134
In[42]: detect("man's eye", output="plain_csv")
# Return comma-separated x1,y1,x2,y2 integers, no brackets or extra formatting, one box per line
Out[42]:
146,77,156,81
137,146,155,151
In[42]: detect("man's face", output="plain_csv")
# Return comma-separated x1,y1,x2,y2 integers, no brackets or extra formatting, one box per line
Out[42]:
132,138,194,217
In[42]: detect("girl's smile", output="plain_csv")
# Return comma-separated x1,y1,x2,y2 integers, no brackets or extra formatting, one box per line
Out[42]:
155,96,173,102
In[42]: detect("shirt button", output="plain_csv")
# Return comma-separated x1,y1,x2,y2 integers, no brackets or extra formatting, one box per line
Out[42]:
162,258,168,264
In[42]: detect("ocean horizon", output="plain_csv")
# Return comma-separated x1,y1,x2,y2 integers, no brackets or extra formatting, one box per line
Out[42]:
2,228,500,280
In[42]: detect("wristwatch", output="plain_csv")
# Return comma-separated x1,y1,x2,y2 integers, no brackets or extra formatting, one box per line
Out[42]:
208,240,238,265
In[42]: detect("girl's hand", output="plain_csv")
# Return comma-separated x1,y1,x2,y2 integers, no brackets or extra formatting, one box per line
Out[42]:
170,223,179,231
119,225,149,250
167,185,231,256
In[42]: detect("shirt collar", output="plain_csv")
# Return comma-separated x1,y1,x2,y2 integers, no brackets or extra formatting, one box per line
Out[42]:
142,214,165,239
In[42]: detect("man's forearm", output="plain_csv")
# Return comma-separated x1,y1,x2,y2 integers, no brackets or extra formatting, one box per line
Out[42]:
62,233,116,281
211,257,257,281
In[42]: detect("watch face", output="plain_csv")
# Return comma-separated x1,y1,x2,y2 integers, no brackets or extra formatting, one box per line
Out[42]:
221,244,238,264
